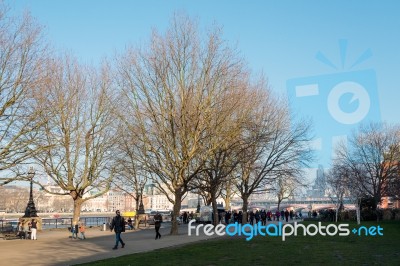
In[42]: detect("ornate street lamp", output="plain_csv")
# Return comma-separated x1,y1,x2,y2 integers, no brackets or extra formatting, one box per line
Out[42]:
138,179,145,214
22,167,39,218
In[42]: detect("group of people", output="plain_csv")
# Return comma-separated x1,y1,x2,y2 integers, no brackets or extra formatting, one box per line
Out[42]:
178,208,302,225
14,208,305,250
70,221,86,240
180,211,194,224
248,209,300,224
16,219,38,240
13,210,162,249
222,209,301,225
17,218,85,241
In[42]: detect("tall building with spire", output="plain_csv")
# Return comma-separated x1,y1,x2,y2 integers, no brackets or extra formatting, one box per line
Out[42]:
308,165,327,198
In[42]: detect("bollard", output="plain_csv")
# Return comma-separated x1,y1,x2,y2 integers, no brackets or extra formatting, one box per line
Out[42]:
103,222,106,231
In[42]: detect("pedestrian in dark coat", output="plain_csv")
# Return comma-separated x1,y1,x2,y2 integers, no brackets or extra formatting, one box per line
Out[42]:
110,210,126,249
154,212,163,240
285,209,290,222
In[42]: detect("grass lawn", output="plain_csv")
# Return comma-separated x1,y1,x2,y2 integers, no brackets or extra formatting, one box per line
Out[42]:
78,221,400,266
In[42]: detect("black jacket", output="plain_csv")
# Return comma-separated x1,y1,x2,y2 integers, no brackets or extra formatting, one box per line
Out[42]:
154,214,163,227
111,215,125,233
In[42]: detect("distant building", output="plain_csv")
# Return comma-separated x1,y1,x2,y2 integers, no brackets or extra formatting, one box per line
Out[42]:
106,190,135,212
308,165,327,198
81,191,108,212
142,184,210,211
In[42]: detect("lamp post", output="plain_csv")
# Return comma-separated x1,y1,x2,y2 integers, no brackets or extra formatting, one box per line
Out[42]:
138,179,145,214
196,194,201,213
23,167,38,218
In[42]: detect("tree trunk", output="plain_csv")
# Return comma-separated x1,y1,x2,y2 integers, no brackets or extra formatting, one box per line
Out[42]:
135,197,140,229
72,198,83,226
170,189,182,235
224,196,231,211
277,198,282,212
336,194,343,222
206,198,212,206
335,206,339,222
135,197,139,211
223,185,232,210
211,192,219,226
241,194,249,224
373,196,380,222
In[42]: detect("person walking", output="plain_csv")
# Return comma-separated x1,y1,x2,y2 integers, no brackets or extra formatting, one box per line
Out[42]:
110,210,126,249
183,211,188,224
261,210,266,225
255,210,260,224
154,212,163,240
285,209,290,222
30,219,37,240
275,210,281,221
79,223,86,240
71,222,78,239
249,211,255,225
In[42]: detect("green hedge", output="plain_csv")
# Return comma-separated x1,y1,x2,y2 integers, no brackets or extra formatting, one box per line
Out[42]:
318,208,400,221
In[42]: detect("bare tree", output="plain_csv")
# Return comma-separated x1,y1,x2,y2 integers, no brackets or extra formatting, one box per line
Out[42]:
274,173,305,212
334,122,400,219
189,84,257,225
235,91,313,223
385,143,400,202
328,159,364,224
0,4,49,185
112,123,148,227
326,162,348,222
116,15,249,234
31,57,117,225
220,178,237,210
388,170,400,202
191,147,240,225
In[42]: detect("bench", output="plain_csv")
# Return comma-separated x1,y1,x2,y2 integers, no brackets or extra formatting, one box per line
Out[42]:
0,224,30,240
0,230,19,240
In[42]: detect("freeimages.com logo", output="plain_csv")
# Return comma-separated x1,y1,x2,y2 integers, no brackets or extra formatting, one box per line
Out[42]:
287,39,381,167
188,220,384,241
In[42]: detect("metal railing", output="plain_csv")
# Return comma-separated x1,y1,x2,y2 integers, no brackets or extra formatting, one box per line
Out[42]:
1,216,112,231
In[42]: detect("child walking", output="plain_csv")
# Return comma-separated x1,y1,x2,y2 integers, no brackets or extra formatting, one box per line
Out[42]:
79,223,86,240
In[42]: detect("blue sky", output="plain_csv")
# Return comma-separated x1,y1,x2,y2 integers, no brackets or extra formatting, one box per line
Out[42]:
7,0,400,180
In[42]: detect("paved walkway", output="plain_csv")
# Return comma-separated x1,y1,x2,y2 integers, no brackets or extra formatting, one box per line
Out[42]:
0,223,221,266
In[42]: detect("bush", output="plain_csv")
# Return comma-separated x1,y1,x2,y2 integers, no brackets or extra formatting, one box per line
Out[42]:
382,209,393,220
361,209,374,221
361,209,383,221
319,209,336,222
393,209,400,220
337,209,400,221
339,210,356,221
